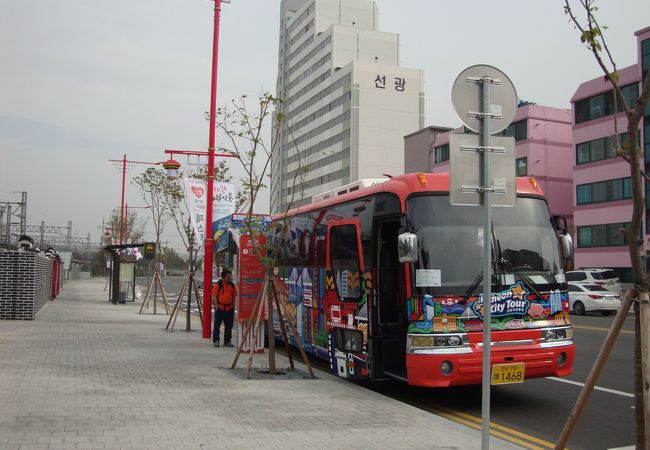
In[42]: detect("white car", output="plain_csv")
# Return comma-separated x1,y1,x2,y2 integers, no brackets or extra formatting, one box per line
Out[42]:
565,268,621,294
567,283,621,316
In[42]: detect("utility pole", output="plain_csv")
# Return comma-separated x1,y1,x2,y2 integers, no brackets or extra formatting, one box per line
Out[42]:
5,205,11,246
40,221,45,249
18,192,27,236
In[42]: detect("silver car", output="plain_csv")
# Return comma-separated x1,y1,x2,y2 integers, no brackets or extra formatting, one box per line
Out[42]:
568,283,621,316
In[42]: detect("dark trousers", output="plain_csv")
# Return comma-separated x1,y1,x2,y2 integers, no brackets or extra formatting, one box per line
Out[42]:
213,308,234,343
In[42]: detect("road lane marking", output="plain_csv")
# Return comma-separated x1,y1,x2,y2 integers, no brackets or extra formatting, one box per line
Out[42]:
434,405,557,448
573,324,634,335
432,407,555,450
547,377,634,398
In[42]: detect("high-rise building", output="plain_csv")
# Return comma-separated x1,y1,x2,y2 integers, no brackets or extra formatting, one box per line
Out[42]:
271,0,424,213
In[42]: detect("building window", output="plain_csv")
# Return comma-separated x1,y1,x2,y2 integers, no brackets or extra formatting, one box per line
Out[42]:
642,38,650,77
497,120,527,141
575,92,612,124
434,144,449,163
576,177,632,205
516,157,527,176
576,132,631,164
577,222,630,248
574,83,638,124
618,83,639,112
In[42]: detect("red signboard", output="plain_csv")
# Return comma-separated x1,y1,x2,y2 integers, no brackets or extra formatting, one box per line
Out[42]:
237,234,266,321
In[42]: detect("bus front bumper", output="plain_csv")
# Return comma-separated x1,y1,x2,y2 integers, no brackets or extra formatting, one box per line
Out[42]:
405,343,575,388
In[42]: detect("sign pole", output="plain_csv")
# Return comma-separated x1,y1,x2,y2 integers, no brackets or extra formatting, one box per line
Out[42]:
480,76,492,450
450,64,517,450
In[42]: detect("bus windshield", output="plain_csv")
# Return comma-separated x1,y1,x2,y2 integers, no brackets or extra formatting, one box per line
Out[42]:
407,195,564,296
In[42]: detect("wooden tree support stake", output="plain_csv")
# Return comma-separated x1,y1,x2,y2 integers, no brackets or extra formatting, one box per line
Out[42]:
165,270,203,332
231,275,315,379
139,269,170,315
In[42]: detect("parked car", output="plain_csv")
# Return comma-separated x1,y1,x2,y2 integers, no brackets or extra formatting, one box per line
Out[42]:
567,283,621,315
565,268,621,294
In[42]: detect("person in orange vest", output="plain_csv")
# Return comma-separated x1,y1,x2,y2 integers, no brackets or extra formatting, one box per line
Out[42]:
212,269,237,347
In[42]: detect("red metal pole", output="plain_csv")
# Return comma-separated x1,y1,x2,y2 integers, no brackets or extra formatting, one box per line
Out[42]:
119,154,126,245
203,0,222,339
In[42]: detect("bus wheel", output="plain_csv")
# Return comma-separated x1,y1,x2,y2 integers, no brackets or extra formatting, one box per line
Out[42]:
573,301,586,316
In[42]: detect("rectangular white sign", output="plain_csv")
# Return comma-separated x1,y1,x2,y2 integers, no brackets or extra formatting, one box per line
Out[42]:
415,269,441,287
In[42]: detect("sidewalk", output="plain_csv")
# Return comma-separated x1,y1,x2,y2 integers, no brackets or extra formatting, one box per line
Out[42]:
0,278,521,449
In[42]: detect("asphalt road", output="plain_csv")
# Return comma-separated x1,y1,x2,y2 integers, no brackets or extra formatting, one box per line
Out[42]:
365,312,637,450
137,277,637,449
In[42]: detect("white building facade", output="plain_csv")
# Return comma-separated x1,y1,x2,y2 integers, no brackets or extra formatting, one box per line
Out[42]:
271,0,424,213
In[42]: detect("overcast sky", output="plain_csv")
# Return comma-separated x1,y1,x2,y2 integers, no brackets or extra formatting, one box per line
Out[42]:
1,0,649,254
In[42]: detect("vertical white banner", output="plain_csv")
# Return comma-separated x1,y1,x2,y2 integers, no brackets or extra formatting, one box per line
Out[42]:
212,182,236,251
182,178,208,252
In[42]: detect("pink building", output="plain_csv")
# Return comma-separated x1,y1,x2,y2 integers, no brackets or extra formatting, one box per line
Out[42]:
570,26,650,283
427,103,574,227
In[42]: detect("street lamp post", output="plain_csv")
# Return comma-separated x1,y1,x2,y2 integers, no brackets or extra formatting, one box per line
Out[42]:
160,0,229,339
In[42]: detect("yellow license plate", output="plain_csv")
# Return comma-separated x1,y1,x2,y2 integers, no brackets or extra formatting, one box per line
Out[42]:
491,363,525,385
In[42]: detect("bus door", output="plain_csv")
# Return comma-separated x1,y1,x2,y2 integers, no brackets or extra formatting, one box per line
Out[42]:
374,219,406,380
326,219,368,380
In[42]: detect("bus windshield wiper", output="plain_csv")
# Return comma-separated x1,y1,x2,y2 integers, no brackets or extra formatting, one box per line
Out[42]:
462,230,503,302
499,250,545,300
462,271,483,303
491,227,504,290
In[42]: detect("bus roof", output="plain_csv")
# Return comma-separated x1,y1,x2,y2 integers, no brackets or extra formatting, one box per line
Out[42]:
275,172,546,219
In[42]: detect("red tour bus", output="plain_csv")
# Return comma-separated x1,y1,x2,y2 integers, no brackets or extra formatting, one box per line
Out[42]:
270,173,575,387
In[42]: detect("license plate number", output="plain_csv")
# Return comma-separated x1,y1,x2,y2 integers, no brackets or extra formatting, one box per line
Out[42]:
491,363,525,385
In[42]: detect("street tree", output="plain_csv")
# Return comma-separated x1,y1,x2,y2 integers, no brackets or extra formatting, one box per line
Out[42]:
215,92,312,268
214,92,314,375
562,2,650,447
104,210,145,246
132,168,183,273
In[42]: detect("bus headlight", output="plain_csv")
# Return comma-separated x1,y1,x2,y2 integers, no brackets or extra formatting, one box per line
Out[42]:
540,327,573,347
410,336,435,348
408,334,467,352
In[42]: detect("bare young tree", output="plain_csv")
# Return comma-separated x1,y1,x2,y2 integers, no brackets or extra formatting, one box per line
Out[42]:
562,2,650,447
105,209,145,246
133,168,183,275
214,92,313,271
213,92,316,376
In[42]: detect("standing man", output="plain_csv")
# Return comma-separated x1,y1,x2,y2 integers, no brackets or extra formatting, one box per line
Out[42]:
212,269,237,347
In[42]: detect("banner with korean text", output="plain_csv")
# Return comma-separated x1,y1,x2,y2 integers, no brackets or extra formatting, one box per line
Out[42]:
182,179,236,253
182,179,208,252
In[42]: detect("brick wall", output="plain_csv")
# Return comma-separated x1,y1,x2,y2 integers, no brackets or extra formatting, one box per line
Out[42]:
0,250,53,320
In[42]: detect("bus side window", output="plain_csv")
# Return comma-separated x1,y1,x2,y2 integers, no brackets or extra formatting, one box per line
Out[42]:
329,224,362,301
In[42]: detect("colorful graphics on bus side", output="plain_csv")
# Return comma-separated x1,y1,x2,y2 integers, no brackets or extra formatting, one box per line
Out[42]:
274,266,370,380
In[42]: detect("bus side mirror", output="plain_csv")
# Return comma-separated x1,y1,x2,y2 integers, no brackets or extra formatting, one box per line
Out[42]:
552,215,568,232
559,231,574,268
398,232,419,263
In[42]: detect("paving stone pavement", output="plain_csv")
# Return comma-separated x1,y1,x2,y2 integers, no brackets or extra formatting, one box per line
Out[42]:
0,278,521,449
